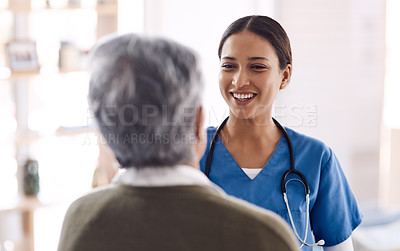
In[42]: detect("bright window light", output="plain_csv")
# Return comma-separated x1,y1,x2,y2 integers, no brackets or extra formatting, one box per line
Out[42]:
28,72,90,132
118,0,144,34
31,134,99,202
30,9,97,71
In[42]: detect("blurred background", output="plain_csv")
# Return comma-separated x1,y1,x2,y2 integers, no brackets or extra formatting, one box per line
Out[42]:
0,0,399,250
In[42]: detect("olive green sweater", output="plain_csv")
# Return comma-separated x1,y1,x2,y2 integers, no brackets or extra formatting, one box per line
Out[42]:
58,184,299,251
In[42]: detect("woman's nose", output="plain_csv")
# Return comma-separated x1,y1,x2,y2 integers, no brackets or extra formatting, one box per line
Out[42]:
232,70,250,88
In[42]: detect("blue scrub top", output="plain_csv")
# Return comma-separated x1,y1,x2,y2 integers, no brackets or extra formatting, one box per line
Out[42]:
200,126,363,250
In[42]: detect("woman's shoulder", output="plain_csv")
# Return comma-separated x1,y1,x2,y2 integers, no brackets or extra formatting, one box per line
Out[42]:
284,127,333,158
206,126,217,134
283,128,343,174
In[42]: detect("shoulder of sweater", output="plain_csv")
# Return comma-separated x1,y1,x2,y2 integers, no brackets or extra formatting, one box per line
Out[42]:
65,185,299,250
218,195,300,248
68,184,292,231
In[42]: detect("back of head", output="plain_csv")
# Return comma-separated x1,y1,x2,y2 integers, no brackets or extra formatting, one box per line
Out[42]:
88,34,203,168
218,15,292,70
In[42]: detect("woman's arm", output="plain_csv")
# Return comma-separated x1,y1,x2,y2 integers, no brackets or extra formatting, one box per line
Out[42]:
324,236,353,251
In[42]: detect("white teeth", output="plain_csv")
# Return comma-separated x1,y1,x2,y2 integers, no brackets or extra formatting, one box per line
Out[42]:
233,93,254,100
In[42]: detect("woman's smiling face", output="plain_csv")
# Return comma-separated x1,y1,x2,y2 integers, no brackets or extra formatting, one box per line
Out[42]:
219,31,291,121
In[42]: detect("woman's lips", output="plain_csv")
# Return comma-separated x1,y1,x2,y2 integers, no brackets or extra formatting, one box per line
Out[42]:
230,92,257,104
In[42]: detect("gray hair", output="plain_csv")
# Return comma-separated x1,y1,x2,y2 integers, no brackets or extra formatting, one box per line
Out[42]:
88,34,203,168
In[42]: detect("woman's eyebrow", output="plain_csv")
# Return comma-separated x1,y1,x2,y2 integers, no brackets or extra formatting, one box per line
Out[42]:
221,56,269,61
249,57,269,61
221,56,236,60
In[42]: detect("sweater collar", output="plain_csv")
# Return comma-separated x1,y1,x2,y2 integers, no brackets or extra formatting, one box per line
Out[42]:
114,165,225,194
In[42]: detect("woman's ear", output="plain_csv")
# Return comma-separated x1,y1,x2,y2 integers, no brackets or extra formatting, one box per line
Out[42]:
195,106,204,140
194,106,207,162
280,64,292,90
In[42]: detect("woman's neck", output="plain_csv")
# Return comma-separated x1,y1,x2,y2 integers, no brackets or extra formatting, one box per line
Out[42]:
218,114,283,169
222,114,281,145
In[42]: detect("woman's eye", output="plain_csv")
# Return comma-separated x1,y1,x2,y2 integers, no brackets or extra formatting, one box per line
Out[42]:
221,64,235,69
250,65,267,70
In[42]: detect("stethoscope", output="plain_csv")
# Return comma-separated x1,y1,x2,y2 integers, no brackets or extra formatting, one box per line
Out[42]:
205,116,325,248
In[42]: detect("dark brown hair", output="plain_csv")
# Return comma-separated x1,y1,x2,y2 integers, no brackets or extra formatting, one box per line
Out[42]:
218,15,292,70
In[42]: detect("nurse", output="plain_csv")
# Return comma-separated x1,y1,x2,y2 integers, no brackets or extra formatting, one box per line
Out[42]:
200,15,362,251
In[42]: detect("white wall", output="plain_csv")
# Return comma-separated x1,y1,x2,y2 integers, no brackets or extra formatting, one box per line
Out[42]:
274,0,385,205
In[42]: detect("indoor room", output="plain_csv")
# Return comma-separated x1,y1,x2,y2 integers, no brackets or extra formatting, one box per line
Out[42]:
0,0,399,250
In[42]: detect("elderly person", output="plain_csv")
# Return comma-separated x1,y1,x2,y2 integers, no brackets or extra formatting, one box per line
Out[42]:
57,34,299,251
